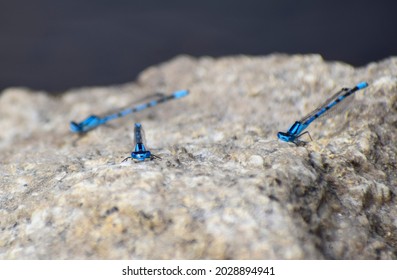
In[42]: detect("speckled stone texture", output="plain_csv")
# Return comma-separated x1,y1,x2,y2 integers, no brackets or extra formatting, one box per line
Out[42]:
1,54,396,259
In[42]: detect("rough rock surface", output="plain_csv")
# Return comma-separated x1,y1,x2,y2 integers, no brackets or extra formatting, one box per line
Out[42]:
0,54,396,259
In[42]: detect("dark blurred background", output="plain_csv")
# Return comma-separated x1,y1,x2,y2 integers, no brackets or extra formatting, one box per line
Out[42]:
0,0,396,93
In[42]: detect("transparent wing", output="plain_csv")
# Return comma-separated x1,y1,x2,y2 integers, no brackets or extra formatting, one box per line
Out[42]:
99,92,166,118
299,87,351,126
299,82,368,126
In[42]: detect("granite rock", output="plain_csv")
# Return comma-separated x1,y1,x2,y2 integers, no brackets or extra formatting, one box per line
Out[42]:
0,54,396,259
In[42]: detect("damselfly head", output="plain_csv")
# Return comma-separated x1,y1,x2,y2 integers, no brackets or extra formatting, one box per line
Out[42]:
70,115,101,133
131,150,152,161
70,121,82,133
277,131,294,142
